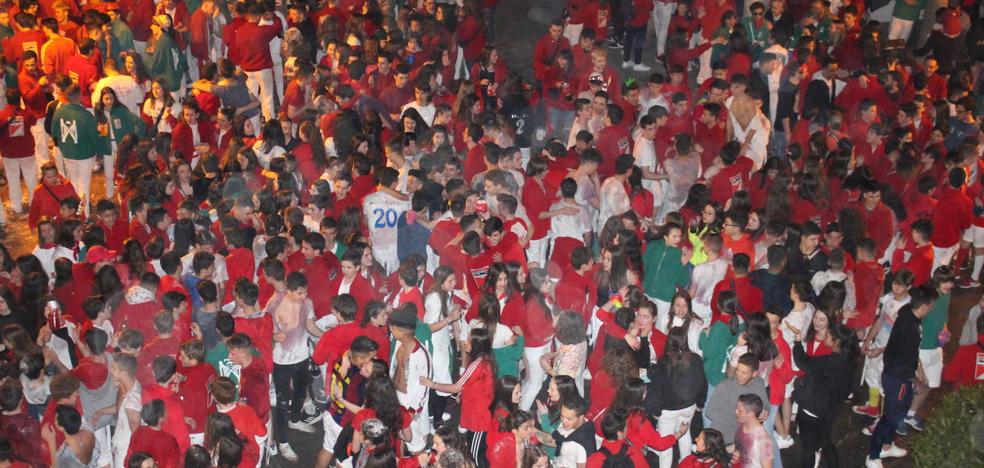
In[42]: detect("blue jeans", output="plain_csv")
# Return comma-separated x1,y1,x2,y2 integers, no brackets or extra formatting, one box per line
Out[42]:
766,403,784,468
869,373,913,459
702,382,716,427
547,107,574,140
622,26,647,64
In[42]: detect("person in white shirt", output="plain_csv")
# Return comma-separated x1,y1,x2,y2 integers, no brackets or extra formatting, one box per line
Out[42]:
363,168,412,274
109,354,142,468
567,98,593,149
598,154,634,232
689,234,730,325
388,304,432,453
32,219,76,286
401,83,437,126
549,178,591,257
92,60,144,115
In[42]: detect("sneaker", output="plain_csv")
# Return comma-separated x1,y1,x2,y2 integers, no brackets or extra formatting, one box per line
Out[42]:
633,63,651,72
905,415,925,432
853,405,881,418
776,434,794,449
865,457,883,468
302,411,323,425
895,420,909,436
862,422,876,436
879,444,907,458
278,443,299,463
622,60,632,68
607,38,622,49
288,420,317,433
957,276,980,289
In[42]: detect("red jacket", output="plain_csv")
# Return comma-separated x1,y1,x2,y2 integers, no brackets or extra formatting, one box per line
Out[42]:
942,337,984,389
126,427,180,468
222,17,247,65
64,54,100,107
931,186,973,248
532,34,571,81
232,19,283,71
178,362,217,432
142,383,190,454
456,15,486,62
849,260,885,330
18,69,49,119
0,104,37,158
892,242,934,287
711,276,764,318
458,357,495,432
130,0,156,41
170,119,217,163
188,9,214,60
28,178,76,228
325,274,378,323
595,124,633,179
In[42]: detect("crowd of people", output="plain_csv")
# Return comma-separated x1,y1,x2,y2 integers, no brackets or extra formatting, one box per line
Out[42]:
0,0,983,467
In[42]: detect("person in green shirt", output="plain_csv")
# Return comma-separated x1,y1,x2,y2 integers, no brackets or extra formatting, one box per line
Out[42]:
900,266,955,434
0,10,13,44
93,87,145,197
889,0,927,42
50,82,99,213
699,290,740,426
643,222,693,332
143,14,186,94
105,6,135,57
742,2,772,59
205,311,242,390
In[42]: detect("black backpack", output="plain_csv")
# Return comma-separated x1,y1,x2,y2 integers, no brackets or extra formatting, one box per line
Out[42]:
599,443,634,468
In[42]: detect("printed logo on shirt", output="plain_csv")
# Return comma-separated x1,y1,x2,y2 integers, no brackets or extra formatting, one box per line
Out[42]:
22,41,38,54
68,71,80,85
975,352,984,381
617,137,630,154
729,173,744,192
7,116,24,137
113,118,122,130
59,119,78,144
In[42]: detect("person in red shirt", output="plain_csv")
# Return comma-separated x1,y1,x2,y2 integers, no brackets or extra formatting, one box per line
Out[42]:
170,100,216,164
29,162,76,229
125,399,181,468
942,313,984,389
846,240,886,331
63,39,100,108
280,60,313,128
231,3,282,121
127,196,153,247
177,339,216,438
721,212,755,262
39,17,77,78
532,20,571,83
891,218,935,287
142,355,191,454
622,0,655,71
221,230,255,305
706,141,754,206
710,254,764,318
324,251,378,322
421,327,495,435
555,247,598,323
92,199,128,251
286,231,338,315
4,13,47,68
231,279,274,371
587,413,651,468
577,48,621,101
594,105,632,179
386,263,426,319
17,52,53,170
210,377,267,468
227,333,270,423
0,87,38,215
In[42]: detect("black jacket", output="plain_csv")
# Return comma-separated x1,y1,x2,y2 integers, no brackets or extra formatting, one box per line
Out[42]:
651,352,708,413
792,342,853,417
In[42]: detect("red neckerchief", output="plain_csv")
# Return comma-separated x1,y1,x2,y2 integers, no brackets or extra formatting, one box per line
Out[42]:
711,312,733,327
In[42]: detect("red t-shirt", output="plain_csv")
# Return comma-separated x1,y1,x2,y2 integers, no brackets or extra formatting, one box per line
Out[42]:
224,403,267,468
708,157,754,205
126,426,180,468
178,362,217,432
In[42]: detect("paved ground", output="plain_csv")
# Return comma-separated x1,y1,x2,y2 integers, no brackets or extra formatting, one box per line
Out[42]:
0,2,969,466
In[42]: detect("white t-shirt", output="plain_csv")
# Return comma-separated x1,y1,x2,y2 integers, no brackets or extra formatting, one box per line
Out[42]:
555,425,589,468
111,383,142,459
363,191,411,269
548,200,589,241
691,258,729,310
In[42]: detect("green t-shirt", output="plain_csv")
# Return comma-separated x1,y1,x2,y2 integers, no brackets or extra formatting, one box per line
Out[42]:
51,103,99,160
700,321,739,386
920,293,950,349
206,342,240,389
893,0,926,22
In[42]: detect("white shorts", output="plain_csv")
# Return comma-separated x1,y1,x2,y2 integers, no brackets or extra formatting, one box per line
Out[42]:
962,225,984,248
323,414,344,451
919,347,943,388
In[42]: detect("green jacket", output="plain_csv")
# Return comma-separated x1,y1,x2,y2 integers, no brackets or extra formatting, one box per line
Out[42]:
110,19,135,55
96,106,146,155
143,35,186,92
643,240,689,301
494,335,525,378
51,103,99,160
699,321,738,386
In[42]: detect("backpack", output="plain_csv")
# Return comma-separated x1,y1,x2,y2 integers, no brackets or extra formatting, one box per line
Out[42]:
599,443,634,468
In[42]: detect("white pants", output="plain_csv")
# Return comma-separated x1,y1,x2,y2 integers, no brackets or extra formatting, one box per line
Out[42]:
888,17,914,41
526,237,549,268
94,425,112,467
244,68,277,121
520,342,551,411
563,23,584,46
30,120,51,172
2,156,37,212
102,152,117,198
919,347,943,388
654,298,672,333
932,244,958,274
656,405,697,468
653,2,677,56
61,157,95,214
406,402,430,453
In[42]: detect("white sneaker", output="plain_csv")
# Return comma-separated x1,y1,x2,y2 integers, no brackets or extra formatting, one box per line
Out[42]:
879,444,907,458
776,434,794,449
288,420,316,433
633,63,651,72
278,443,299,463
622,60,632,68
865,457,883,468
